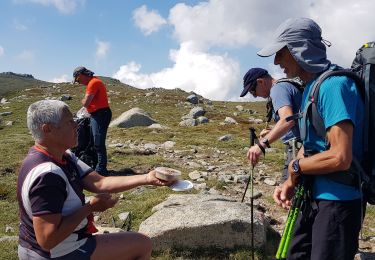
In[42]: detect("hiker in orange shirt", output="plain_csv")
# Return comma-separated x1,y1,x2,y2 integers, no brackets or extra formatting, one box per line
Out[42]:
73,66,112,176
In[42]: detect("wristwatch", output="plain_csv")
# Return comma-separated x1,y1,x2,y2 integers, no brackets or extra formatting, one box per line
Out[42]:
292,159,302,176
261,138,271,148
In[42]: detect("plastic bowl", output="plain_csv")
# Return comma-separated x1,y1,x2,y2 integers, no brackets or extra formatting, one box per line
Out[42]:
155,167,181,181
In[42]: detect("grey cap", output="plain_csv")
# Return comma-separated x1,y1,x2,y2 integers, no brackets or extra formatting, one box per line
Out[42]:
73,66,94,83
257,17,331,73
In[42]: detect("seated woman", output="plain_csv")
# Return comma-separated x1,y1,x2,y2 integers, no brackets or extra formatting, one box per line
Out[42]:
17,100,174,260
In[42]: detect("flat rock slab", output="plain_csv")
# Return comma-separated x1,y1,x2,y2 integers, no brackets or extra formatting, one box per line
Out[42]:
139,194,269,251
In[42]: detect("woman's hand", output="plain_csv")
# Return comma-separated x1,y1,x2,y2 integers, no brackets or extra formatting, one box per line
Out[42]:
89,193,118,212
146,170,176,186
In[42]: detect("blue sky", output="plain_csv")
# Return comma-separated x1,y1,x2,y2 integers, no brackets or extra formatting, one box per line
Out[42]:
0,0,374,101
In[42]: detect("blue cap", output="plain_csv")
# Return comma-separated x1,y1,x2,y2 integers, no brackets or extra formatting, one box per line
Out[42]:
240,68,268,97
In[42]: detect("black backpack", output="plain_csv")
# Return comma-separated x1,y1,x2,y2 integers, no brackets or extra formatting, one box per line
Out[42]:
265,77,304,123
71,117,98,169
299,42,375,204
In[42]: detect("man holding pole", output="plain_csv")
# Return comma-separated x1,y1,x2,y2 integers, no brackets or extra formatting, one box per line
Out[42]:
241,68,302,182
257,18,364,259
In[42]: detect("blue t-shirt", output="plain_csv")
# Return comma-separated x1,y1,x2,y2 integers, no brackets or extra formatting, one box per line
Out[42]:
300,73,364,200
270,81,302,143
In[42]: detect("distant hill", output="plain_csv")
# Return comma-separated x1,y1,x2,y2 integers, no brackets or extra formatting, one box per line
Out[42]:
0,72,50,98
0,72,145,99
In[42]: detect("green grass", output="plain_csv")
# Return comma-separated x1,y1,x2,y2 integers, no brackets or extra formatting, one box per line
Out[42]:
0,240,18,260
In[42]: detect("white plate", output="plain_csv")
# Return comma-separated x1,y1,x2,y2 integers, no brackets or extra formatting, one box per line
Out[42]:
170,180,193,192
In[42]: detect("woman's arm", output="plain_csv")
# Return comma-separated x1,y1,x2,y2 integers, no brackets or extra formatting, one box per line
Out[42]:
33,193,117,251
82,170,173,194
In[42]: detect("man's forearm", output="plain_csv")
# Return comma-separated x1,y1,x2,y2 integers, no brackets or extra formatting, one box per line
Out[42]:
264,118,295,144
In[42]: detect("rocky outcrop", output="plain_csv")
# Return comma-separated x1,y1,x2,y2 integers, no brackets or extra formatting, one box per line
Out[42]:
139,194,271,251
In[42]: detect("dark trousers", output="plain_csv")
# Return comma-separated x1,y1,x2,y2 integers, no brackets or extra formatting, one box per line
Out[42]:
287,199,362,260
90,108,112,175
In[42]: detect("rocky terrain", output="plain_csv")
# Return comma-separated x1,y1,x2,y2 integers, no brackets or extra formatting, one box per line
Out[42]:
0,74,374,259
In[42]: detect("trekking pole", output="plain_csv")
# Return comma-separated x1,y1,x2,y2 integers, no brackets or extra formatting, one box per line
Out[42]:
241,127,257,202
275,138,303,259
241,127,257,260
275,183,304,259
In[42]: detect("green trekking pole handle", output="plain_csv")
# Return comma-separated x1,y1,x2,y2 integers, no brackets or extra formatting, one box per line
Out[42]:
276,138,301,259
275,184,304,259
275,207,293,259
280,185,304,258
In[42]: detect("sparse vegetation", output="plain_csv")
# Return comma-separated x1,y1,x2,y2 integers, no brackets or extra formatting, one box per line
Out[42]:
0,74,373,259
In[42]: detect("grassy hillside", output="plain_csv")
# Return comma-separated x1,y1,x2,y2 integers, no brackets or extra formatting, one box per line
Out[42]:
0,73,51,98
0,77,373,259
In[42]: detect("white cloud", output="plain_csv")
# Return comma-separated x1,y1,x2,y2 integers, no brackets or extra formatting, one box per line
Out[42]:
0,46,4,57
113,42,240,101
120,0,375,101
168,0,375,66
95,40,110,60
15,0,85,14
168,1,307,51
133,5,167,35
307,0,375,67
16,50,35,62
50,74,69,83
113,62,154,89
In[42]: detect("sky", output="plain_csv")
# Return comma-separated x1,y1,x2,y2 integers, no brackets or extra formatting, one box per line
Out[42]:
0,0,374,101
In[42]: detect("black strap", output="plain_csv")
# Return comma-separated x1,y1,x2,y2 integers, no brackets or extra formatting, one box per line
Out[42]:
257,143,265,155
307,68,363,139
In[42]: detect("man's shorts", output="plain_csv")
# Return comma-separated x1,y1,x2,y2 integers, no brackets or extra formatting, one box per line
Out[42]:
18,236,96,260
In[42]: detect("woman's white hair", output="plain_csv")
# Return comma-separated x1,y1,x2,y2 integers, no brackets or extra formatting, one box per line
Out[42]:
27,100,70,142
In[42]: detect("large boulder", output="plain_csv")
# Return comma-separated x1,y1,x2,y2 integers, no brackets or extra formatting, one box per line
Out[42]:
138,194,271,251
109,107,157,128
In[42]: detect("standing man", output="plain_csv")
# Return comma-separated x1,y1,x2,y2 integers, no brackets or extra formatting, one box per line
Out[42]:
73,66,112,176
258,18,364,259
241,68,302,181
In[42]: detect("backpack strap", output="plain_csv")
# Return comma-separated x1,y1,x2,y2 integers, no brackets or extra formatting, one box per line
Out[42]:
363,63,371,156
275,77,304,92
268,77,304,124
265,98,273,123
300,67,363,141
300,67,364,187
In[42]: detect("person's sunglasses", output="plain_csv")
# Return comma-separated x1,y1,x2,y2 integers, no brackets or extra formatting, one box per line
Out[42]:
249,80,257,97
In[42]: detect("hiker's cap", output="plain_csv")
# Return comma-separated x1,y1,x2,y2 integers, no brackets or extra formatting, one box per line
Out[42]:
240,68,268,97
257,17,331,73
73,66,94,83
